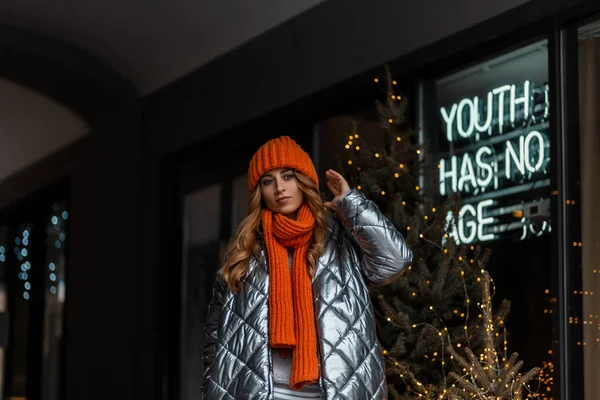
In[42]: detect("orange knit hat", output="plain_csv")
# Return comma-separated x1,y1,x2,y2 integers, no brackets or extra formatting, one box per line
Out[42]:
248,136,318,192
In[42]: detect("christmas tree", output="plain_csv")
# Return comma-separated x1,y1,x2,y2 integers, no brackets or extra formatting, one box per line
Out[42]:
337,66,540,398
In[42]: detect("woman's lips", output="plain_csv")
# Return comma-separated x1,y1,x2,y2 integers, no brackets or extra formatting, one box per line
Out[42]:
276,197,291,204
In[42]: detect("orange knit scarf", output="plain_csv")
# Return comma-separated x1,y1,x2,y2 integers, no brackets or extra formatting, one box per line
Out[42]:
261,203,319,390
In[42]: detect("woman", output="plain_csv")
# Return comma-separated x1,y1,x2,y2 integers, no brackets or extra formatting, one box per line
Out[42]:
202,136,413,399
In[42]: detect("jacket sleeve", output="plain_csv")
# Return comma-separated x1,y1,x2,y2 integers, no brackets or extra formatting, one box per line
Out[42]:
201,276,226,398
331,188,413,284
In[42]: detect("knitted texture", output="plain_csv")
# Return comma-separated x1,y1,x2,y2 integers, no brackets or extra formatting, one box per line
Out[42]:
248,136,318,192
261,203,319,390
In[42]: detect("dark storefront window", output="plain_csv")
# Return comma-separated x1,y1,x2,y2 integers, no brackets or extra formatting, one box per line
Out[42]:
0,188,68,400
422,39,555,393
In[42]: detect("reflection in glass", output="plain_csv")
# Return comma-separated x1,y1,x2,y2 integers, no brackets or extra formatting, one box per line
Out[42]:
42,201,68,400
232,175,249,231
429,40,554,395
578,19,600,400
0,225,8,399
7,222,33,397
181,184,221,400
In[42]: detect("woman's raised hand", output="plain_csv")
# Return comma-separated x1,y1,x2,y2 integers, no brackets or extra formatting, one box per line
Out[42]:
323,169,351,209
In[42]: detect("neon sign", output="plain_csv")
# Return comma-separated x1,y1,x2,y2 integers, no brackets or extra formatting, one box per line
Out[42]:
438,81,551,244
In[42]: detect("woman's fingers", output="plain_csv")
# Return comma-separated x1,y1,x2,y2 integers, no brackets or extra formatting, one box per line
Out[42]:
326,181,339,195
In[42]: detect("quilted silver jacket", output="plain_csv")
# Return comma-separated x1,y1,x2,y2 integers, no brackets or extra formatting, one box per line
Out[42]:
202,189,413,399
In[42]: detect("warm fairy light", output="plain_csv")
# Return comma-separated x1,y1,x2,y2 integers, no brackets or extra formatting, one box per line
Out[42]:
391,95,396,99
396,136,401,141
432,208,436,212
381,190,386,195
438,164,441,169
388,118,393,124
375,153,380,158
420,234,424,238
345,144,350,149
394,173,399,178
348,160,353,165
402,201,406,205
374,78,379,83
415,186,420,191
354,133,359,138
357,185,361,190
348,140,353,145
424,216,428,220
392,80,397,85
407,226,411,230
355,146,360,150
416,149,421,155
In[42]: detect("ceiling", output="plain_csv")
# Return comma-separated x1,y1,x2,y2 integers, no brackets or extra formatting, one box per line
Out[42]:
0,0,328,94
0,0,327,184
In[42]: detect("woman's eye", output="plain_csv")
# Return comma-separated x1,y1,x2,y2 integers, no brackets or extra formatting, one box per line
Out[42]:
261,179,272,185
283,174,294,180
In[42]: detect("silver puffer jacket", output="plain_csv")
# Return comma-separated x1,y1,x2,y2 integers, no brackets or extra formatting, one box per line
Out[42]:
202,189,413,399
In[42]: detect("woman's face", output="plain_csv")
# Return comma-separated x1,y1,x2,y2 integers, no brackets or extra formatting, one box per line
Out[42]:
260,168,304,219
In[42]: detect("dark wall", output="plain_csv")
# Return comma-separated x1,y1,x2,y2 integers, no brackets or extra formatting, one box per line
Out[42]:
0,102,140,400
143,0,533,156
0,24,141,400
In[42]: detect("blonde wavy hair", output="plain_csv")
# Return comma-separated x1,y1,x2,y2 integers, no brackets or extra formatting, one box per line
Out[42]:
218,171,328,292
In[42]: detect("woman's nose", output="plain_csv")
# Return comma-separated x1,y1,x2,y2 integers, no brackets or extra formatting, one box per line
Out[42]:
275,179,284,193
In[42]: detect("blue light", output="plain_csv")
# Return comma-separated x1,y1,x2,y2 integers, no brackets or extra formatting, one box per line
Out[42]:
21,272,28,280
50,273,56,282
22,238,28,246
49,262,55,271
51,216,58,225
21,248,27,257
25,261,30,269
21,264,26,272
17,254,23,261
55,240,61,249
24,282,30,290
14,247,19,254
23,230,29,238
0,255,4,262
59,233,66,241
0,246,4,253
23,292,29,300
15,238,20,245
50,286,57,294
62,211,69,220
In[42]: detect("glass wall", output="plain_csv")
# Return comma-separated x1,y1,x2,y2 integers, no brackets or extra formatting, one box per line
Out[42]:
0,192,68,399
179,174,250,400
577,17,600,400
315,39,556,397
423,40,555,394
180,184,222,400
